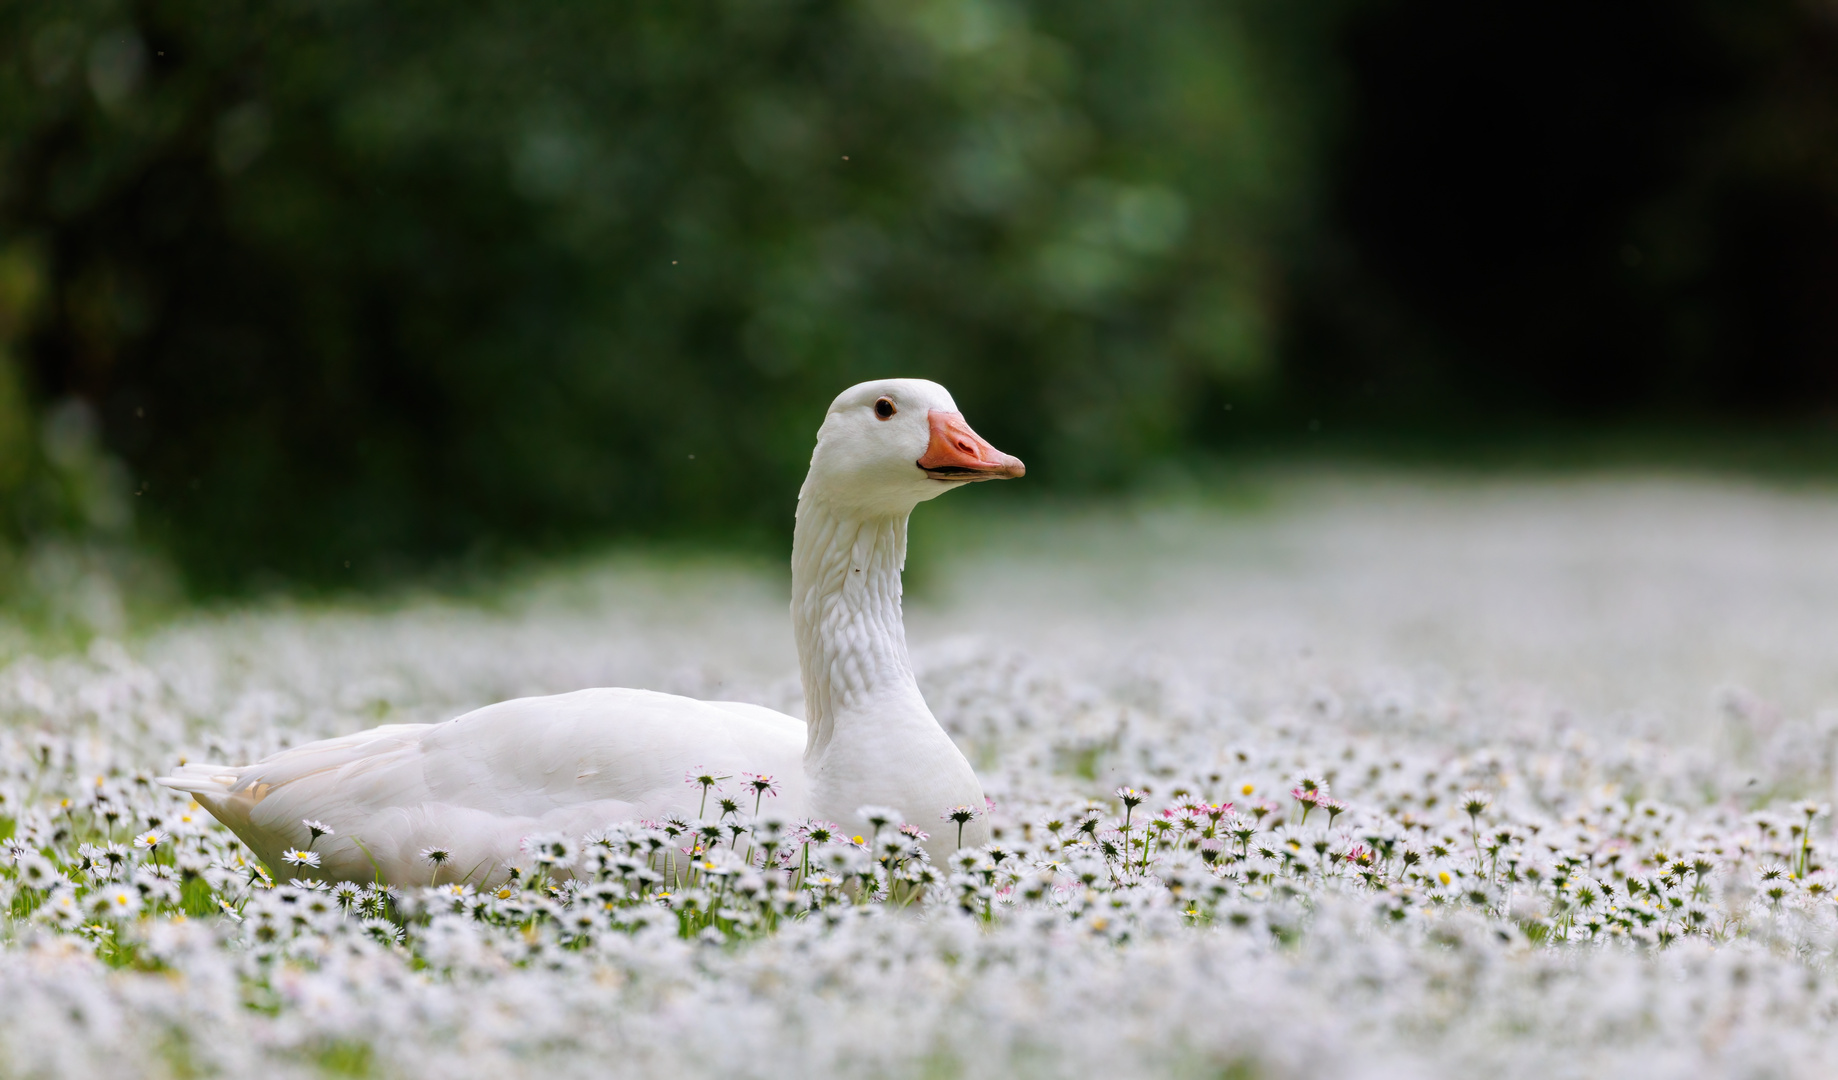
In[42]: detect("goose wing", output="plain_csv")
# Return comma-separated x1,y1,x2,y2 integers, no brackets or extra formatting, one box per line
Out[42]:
161,688,805,884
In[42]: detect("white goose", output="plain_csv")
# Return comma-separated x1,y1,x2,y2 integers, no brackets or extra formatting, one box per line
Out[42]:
160,378,1023,883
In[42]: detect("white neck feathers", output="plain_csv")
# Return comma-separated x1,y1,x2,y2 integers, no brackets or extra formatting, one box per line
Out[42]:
791,492,924,761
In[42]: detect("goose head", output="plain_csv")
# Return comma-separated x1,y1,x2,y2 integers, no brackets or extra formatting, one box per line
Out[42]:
803,378,1025,516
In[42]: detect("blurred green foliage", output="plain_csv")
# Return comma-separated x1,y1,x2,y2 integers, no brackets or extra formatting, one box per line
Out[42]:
4,0,1835,598
0,0,1333,590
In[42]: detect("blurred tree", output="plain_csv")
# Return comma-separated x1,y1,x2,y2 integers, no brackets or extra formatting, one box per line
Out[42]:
14,0,1829,595
0,0,1331,589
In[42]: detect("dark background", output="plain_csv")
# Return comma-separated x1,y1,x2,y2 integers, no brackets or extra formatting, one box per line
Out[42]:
1,0,1834,593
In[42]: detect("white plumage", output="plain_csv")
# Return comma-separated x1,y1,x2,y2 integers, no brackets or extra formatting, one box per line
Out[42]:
160,378,1024,884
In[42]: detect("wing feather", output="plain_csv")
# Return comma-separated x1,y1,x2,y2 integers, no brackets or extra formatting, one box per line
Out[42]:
160,687,806,884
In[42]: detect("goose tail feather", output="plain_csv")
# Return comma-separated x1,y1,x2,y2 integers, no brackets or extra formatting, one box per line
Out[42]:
156,763,245,797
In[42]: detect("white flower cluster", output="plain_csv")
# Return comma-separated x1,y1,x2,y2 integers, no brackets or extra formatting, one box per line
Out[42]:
4,500,1838,1077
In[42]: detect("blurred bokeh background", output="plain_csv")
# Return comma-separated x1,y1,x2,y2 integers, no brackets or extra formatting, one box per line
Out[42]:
1,0,1835,608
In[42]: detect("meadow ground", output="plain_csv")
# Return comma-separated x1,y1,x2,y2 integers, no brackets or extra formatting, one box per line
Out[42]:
4,472,1838,1078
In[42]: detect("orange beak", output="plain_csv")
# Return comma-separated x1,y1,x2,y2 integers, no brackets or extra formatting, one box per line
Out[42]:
917,410,1026,481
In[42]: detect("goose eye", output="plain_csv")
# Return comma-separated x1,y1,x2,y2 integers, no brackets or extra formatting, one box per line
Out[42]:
874,397,896,420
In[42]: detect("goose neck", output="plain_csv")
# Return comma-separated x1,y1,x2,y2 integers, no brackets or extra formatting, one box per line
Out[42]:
791,493,923,761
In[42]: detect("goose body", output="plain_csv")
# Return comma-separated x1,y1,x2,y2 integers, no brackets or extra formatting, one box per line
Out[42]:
160,379,1024,883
